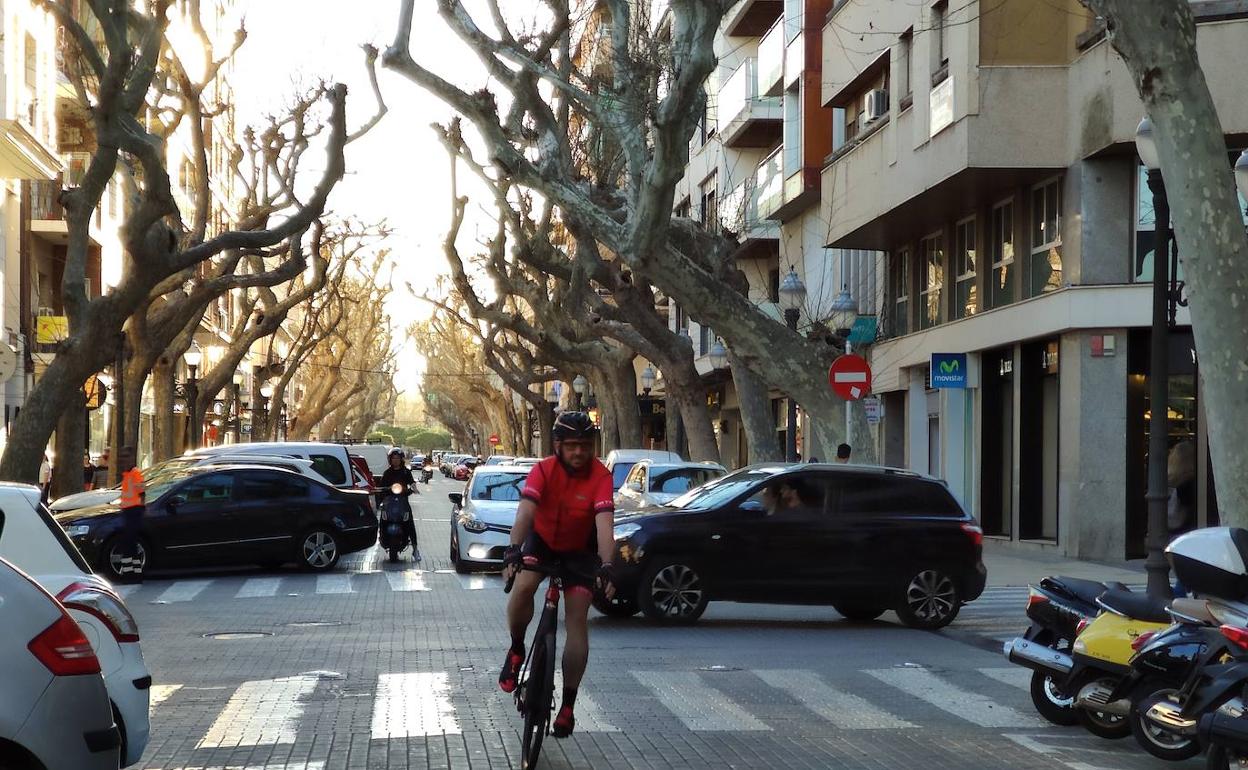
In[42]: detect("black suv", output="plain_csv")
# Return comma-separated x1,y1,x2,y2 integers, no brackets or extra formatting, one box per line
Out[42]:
601,464,986,628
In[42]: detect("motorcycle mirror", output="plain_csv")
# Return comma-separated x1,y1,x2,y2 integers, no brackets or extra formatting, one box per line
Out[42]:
391,483,406,495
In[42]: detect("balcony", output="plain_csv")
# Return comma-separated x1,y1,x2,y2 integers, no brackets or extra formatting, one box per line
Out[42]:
29,179,68,244
755,147,784,218
719,58,782,149
758,19,784,97
719,174,780,258
723,0,782,37
784,30,804,91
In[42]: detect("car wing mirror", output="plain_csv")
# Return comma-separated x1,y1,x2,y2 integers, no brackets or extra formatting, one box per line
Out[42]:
627,481,643,493
448,492,463,507
167,494,187,512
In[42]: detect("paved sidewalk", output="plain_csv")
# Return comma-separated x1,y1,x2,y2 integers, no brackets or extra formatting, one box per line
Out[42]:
983,541,1145,586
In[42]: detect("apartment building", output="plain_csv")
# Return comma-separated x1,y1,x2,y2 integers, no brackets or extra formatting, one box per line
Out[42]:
671,0,882,467
819,0,1248,561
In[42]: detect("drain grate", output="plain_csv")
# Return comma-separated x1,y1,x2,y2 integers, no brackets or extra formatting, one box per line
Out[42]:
203,631,273,640
282,621,347,628
698,665,742,672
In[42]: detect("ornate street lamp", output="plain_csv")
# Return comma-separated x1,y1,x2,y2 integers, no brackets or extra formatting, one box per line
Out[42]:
231,372,244,444
180,342,203,449
708,340,728,370
828,285,859,340
777,266,806,461
640,365,657,395
258,383,274,442
572,375,588,409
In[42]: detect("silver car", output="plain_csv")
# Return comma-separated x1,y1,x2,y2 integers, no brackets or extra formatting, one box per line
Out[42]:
448,466,529,573
615,460,727,511
0,556,120,770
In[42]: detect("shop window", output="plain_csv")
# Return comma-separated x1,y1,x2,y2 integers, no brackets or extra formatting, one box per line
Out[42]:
954,217,977,319
918,234,943,330
988,200,1014,309
1029,177,1063,296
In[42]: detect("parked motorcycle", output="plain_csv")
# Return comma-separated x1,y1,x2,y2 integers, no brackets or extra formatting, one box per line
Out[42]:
378,483,415,562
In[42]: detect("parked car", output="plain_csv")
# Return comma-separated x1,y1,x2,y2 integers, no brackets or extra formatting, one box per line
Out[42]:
511,456,541,469
0,483,150,766
0,556,121,770
347,444,396,485
483,454,514,466
602,449,684,491
448,466,528,573
440,453,467,476
56,465,377,579
615,460,727,511
603,464,986,628
453,456,483,481
51,453,335,514
190,442,356,490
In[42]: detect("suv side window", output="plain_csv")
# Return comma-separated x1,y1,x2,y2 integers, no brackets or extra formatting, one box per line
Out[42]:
240,472,307,501
749,473,833,519
176,473,235,504
839,475,962,517
310,454,347,486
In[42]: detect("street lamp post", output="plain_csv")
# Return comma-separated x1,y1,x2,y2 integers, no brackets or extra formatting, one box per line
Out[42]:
778,266,807,461
829,285,860,445
182,342,203,450
572,375,588,410
231,372,243,445
258,383,274,442
641,365,656,396
1136,117,1178,599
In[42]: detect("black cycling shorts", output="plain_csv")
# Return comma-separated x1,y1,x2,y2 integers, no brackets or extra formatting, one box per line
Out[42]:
521,531,599,593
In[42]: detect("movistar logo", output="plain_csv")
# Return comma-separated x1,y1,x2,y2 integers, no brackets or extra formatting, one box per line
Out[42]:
939,359,960,375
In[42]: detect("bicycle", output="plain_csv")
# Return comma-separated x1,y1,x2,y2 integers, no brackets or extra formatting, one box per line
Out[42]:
504,562,562,770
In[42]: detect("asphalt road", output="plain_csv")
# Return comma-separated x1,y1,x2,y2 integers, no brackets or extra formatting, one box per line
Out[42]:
124,475,1197,770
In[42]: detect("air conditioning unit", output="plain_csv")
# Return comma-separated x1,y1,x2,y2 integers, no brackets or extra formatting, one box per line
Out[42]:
862,89,889,123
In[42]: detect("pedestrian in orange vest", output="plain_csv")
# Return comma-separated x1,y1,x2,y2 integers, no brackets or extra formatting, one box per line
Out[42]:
117,446,145,583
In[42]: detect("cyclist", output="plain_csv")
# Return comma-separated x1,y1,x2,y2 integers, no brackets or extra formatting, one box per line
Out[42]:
499,411,616,738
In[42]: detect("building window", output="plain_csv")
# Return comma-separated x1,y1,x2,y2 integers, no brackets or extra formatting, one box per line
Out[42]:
892,248,911,336
699,325,712,356
699,173,717,230
932,2,949,74
918,234,943,329
674,304,687,333
897,29,914,105
989,200,1015,309
674,197,691,219
701,75,717,144
1030,177,1063,296
954,217,977,319
25,34,37,87
768,267,781,303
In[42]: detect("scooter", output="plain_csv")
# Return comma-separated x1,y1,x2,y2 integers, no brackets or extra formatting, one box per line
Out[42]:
378,483,416,562
420,466,434,484
1004,576,1128,725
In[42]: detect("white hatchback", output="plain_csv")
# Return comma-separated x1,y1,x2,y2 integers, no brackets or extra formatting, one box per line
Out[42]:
0,483,150,767
448,466,529,573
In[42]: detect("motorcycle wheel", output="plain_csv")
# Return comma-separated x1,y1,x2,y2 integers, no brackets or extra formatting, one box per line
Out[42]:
388,547,399,563
1076,705,1131,740
1207,746,1248,769
1130,690,1200,761
1029,670,1078,726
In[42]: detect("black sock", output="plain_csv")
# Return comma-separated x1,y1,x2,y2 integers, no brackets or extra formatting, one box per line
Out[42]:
509,638,524,655
562,687,577,711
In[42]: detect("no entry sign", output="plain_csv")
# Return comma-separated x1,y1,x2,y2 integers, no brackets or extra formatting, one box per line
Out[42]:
828,354,872,401
488,434,501,446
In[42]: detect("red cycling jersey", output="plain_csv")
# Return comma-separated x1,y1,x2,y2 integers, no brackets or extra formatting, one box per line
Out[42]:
521,456,614,552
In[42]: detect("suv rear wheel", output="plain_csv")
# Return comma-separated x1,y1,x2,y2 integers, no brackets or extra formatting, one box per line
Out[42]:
895,568,961,629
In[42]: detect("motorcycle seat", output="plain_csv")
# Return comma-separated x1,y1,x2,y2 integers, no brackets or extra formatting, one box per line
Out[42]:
1042,576,1117,605
1168,597,1218,625
1097,589,1171,624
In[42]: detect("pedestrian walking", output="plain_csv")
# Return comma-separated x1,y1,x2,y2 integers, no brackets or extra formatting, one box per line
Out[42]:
83,452,97,491
93,450,111,489
835,443,852,464
117,446,146,583
38,453,52,503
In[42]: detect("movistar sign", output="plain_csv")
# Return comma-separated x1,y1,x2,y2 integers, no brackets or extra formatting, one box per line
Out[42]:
930,353,968,388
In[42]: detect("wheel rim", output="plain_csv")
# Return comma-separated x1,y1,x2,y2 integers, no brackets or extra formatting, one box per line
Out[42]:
1043,676,1074,708
109,541,146,575
1140,692,1191,749
905,570,956,622
1088,709,1124,728
302,532,337,567
651,564,703,617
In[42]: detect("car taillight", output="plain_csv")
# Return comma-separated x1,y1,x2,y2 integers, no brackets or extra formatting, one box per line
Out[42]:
58,582,140,643
961,522,983,547
29,613,101,675
1221,625,1248,650
1131,631,1157,652
1026,589,1049,611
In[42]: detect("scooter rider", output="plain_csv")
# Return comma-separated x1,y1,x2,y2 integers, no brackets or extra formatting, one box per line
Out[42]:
379,448,420,558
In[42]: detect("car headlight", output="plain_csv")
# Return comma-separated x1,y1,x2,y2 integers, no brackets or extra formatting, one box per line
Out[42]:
459,514,488,533
613,523,642,541
64,524,92,538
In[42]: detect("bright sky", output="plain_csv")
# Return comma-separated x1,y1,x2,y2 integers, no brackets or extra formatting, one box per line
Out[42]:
232,0,494,395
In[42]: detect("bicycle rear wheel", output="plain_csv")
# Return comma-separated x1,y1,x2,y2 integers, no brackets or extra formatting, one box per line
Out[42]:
521,632,556,769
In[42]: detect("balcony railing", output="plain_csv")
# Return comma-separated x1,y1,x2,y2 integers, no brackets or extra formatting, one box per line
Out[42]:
31,179,63,221
718,175,775,238
720,58,781,128
784,30,804,90
758,19,784,97
756,147,784,220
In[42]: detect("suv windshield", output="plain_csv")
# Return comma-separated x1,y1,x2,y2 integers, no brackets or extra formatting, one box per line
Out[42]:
666,468,780,511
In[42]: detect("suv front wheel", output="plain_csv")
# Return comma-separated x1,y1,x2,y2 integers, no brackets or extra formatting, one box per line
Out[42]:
638,560,708,623
894,568,961,629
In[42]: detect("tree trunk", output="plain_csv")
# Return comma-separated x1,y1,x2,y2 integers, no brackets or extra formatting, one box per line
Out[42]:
1081,0,1248,526
847,398,878,465
730,353,781,463
52,390,87,499
668,379,719,462
602,358,641,448
151,359,178,461
538,406,553,456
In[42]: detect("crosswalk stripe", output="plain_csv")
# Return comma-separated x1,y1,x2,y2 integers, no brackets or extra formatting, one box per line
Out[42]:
196,674,320,749
315,574,353,594
149,684,183,713
146,764,326,770
384,571,431,592
455,573,494,591
554,673,619,732
371,672,461,738
754,669,915,729
235,578,281,599
156,580,213,603
977,667,1032,691
114,584,140,599
866,667,1041,728
633,671,770,732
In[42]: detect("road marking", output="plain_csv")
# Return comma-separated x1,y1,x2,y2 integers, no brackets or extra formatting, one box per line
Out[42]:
114,584,140,598
156,580,213,603
315,574,353,594
632,671,770,731
196,674,319,748
455,573,493,590
866,668,1041,728
371,672,461,737
149,684,183,713
235,578,282,599
384,570,431,592
978,667,1032,691
754,669,915,729
1003,733,1132,768
554,673,619,732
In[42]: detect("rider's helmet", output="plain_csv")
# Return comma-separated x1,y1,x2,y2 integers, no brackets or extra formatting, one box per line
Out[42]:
388,447,405,461
552,411,597,441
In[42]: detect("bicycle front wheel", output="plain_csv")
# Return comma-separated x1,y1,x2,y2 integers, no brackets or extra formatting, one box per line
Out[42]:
521,632,556,769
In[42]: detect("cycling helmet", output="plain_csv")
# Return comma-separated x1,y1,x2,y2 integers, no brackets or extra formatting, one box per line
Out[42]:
552,411,597,441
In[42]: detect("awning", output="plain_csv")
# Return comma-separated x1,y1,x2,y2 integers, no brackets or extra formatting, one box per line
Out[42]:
0,119,60,180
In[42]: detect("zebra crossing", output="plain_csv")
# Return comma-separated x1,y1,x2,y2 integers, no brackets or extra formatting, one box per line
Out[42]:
147,663,1049,752
954,584,1148,643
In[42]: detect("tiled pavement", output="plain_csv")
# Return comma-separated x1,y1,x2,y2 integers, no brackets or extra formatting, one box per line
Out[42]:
128,481,1189,769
